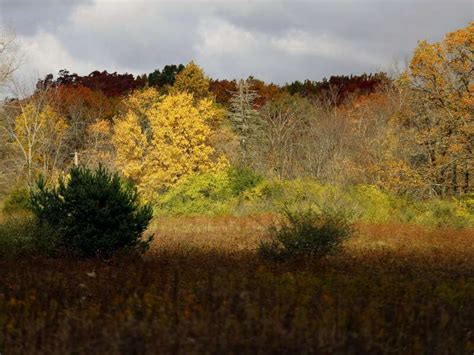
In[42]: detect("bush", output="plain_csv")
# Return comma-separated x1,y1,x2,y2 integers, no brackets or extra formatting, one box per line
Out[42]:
227,166,263,196
0,214,59,259
155,167,264,216
30,165,153,258
412,199,474,229
2,187,31,214
259,207,355,261
346,185,395,222
243,179,285,205
156,170,233,215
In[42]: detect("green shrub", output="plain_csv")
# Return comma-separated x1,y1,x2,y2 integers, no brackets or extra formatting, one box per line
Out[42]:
243,179,285,203
155,167,264,216
459,193,474,213
346,185,396,223
30,165,153,258
0,214,59,259
413,199,474,229
259,207,355,261
227,166,263,196
280,179,344,212
156,170,234,215
152,170,474,228
2,187,31,214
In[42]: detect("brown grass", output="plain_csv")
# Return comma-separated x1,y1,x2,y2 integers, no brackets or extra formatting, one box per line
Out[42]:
1,216,473,354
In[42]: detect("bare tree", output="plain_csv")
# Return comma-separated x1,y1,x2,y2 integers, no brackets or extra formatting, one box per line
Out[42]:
0,27,19,88
229,79,260,164
0,27,21,194
256,93,314,179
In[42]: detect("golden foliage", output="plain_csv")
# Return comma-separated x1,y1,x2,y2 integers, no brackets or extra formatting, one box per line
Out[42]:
113,111,148,183
170,61,211,101
82,120,114,167
396,22,473,196
113,89,226,201
13,103,68,183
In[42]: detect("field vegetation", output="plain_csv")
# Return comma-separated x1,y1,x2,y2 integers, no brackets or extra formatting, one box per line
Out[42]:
0,215,473,353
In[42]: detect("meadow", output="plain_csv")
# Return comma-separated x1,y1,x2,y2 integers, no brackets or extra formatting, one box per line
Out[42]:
1,216,473,354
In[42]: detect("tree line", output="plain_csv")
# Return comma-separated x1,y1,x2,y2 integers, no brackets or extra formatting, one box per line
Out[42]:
0,23,472,202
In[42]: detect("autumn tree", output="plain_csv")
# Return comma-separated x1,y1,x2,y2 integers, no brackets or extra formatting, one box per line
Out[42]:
397,23,473,197
247,78,280,108
51,85,116,153
283,73,390,104
332,90,420,191
209,79,238,106
113,89,225,201
1,89,69,187
170,61,211,101
81,119,114,169
37,69,146,97
112,87,160,185
256,93,315,179
0,104,16,194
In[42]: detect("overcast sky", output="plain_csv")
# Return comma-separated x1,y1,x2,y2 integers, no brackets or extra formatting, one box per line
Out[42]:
0,0,472,84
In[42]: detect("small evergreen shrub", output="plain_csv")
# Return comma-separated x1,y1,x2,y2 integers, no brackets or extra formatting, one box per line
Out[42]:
259,207,355,261
30,165,153,258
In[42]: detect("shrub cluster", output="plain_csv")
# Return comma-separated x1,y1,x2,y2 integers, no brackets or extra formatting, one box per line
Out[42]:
155,172,474,228
155,166,264,215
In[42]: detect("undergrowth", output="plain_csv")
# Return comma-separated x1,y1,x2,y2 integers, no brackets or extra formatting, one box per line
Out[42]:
154,170,474,228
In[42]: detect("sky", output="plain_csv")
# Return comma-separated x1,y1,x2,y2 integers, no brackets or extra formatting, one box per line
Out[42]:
0,0,472,84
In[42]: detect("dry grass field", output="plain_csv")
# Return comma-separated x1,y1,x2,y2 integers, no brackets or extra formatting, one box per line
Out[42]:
1,217,473,354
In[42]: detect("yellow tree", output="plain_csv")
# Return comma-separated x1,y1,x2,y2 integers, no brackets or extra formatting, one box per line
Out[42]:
81,119,115,169
113,110,148,183
5,100,69,186
170,61,211,101
113,89,225,201
398,22,473,197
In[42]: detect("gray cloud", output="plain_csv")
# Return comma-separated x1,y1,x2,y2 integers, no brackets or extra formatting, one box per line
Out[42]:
0,0,93,35
1,0,472,83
